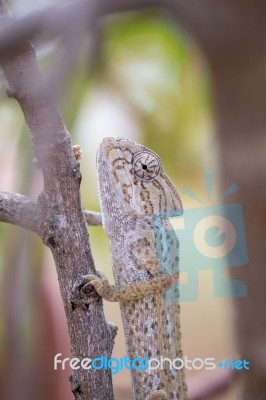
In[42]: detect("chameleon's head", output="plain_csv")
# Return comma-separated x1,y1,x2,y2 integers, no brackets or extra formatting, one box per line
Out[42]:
96,137,182,218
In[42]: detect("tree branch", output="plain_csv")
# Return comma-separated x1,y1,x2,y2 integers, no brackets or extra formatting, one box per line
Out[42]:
84,210,102,226
0,191,39,233
0,1,173,96
0,191,102,229
0,0,171,55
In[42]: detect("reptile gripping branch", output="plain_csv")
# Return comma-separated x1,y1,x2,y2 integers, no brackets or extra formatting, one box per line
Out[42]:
84,137,188,400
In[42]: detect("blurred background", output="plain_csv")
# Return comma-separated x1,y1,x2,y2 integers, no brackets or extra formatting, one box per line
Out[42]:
0,1,244,399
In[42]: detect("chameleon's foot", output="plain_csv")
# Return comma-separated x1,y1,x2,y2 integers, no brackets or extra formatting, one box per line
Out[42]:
73,144,82,161
82,271,119,302
148,389,168,399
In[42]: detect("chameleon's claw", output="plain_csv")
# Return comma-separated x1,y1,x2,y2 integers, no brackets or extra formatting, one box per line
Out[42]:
82,274,98,283
73,144,82,161
82,274,102,292
81,271,113,299
82,270,108,285
94,270,108,282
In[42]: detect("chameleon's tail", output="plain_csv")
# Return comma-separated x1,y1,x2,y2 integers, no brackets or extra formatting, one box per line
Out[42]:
148,390,168,399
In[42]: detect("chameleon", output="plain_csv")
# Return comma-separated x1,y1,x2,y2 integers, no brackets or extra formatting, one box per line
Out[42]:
83,137,188,400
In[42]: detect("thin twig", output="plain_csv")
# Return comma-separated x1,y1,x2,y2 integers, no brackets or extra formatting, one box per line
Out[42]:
0,0,172,56
0,191,39,232
84,210,102,226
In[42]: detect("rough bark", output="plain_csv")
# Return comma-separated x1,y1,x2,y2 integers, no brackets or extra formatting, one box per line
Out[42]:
0,191,39,232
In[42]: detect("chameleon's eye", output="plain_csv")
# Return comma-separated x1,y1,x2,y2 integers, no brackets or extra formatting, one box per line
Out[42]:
132,151,160,181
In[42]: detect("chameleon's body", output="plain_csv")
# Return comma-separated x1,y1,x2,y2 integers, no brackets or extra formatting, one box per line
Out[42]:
86,137,188,399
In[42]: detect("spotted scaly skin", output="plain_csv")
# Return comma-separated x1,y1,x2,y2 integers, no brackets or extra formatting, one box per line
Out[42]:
85,137,188,400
